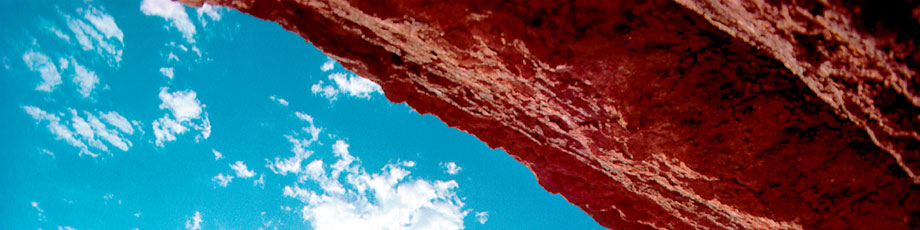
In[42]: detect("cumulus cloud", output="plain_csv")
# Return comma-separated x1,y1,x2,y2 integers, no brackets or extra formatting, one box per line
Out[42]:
311,72,382,101
23,106,135,158
441,162,462,175
320,59,335,72
158,88,202,122
212,173,233,187
277,140,469,230
152,88,210,146
231,161,256,178
22,51,62,92
185,211,202,230
265,112,478,229
270,95,289,106
141,0,196,43
475,211,489,224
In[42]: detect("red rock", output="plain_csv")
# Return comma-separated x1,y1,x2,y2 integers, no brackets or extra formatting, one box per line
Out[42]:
181,0,920,229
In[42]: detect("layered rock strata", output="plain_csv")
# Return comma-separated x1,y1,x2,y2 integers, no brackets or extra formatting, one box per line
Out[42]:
181,0,920,229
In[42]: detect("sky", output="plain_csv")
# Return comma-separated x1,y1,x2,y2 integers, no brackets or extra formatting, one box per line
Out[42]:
0,0,606,229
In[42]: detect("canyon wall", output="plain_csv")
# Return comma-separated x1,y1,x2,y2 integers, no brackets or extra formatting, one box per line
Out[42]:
180,0,920,229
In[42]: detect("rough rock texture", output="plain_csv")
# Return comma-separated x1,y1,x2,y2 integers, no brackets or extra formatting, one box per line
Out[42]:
181,0,920,229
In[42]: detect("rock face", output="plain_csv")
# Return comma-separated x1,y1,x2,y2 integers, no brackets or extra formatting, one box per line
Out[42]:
182,0,919,229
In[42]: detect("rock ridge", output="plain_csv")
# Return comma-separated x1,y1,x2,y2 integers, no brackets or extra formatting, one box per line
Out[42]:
181,0,920,229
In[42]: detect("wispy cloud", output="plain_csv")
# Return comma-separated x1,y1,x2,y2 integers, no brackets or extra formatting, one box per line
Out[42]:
22,51,62,92
31,201,46,221
212,148,224,160
476,211,489,224
23,106,136,158
310,80,339,101
270,95,289,106
185,211,202,230
65,6,124,66
212,173,233,187
311,73,382,101
196,4,223,27
99,111,134,134
70,58,99,98
268,135,315,175
140,0,196,43
441,162,462,175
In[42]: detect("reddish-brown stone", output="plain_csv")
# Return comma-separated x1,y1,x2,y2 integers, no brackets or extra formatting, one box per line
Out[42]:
181,0,920,229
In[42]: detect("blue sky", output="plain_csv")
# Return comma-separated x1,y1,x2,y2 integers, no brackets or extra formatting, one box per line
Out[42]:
0,0,605,229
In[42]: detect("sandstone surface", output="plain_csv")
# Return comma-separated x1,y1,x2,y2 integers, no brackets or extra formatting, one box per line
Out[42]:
181,0,920,229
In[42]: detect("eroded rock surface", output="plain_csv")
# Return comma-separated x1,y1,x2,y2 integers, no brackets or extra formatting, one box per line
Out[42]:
181,0,919,229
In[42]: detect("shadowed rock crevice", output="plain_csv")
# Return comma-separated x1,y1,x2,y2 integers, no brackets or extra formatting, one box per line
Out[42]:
180,0,920,229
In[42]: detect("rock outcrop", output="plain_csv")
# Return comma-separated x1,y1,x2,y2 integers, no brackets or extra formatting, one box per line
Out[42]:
181,0,920,229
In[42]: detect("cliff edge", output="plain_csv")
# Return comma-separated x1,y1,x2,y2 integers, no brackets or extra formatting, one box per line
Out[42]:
181,0,920,229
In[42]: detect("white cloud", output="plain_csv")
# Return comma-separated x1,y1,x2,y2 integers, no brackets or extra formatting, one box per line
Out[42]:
320,59,335,72
441,162,462,175
152,115,186,146
196,4,223,26
212,149,224,160
185,211,202,230
70,59,99,98
475,211,489,224
329,73,382,98
159,67,174,79
41,149,55,158
22,51,62,92
99,111,134,135
65,6,124,66
153,88,210,146
295,111,313,123
276,139,468,230
58,226,78,230
84,112,131,151
311,73,382,101
254,174,265,188
50,26,71,42
212,173,233,187
159,88,202,122
299,162,468,230
311,81,339,101
231,161,256,178
23,106,134,157
32,201,46,221
23,106,90,156
83,8,124,42
268,135,314,175
141,0,196,43
270,95,289,106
